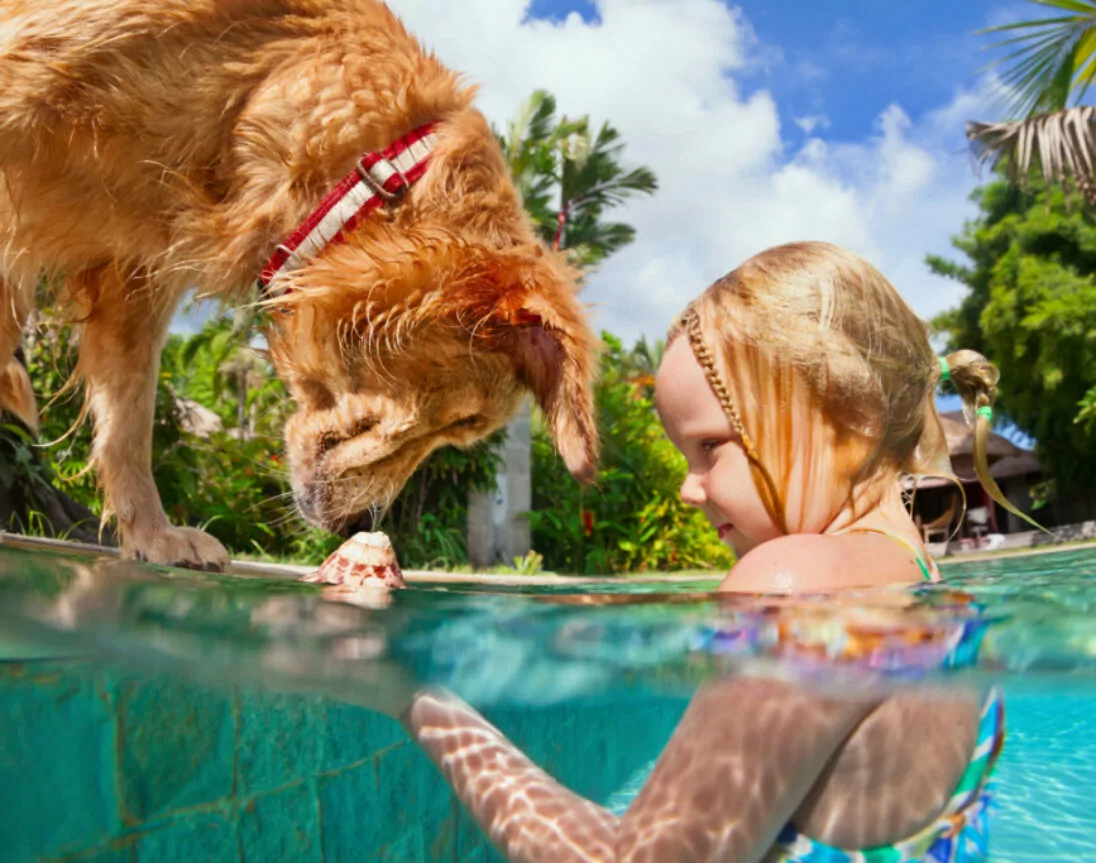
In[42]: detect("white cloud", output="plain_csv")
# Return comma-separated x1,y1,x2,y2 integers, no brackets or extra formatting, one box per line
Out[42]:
390,2,994,342
794,114,830,135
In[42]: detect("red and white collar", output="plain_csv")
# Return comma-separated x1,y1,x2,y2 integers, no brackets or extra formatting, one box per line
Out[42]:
257,122,438,296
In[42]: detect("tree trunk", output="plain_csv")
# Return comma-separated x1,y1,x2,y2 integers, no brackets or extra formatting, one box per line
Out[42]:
237,364,249,439
553,209,567,251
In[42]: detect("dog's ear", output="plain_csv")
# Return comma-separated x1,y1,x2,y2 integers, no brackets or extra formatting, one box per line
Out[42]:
491,274,600,483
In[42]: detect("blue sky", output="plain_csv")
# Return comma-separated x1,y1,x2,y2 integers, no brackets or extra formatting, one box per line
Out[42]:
734,0,1008,139
527,0,1012,141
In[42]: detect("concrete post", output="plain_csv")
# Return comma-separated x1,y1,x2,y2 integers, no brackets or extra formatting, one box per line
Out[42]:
499,399,532,563
466,487,496,569
465,399,532,569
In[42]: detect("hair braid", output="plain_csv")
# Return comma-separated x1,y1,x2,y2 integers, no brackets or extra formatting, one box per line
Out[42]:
684,308,759,461
683,306,788,534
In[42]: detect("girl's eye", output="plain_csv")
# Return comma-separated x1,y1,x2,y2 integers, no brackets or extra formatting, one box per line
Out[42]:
700,439,723,454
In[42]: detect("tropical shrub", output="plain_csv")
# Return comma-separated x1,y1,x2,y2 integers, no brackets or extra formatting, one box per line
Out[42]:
930,178,1096,491
529,334,734,574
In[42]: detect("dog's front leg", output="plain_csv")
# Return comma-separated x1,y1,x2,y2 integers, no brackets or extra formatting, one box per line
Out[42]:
77,266,229,571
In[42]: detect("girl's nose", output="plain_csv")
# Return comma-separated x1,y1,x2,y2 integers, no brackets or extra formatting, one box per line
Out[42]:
679,472,705,508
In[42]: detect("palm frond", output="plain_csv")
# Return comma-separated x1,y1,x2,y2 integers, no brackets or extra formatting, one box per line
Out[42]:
560,122,658,218
501,90,557,166
968,105,1096,204
979,0,1096,116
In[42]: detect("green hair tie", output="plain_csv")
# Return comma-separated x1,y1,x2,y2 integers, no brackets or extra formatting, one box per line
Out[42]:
938,357,951,382
976,406,993,422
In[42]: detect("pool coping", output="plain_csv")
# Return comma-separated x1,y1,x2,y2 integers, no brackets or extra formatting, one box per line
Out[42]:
0,532,721,587
4,530,1093,586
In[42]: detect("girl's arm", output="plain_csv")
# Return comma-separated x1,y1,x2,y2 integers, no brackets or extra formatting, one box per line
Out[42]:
401,688,617,862
401,677,872,863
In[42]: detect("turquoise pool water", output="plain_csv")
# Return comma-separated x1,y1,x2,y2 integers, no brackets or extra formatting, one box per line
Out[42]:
0,540,1094,861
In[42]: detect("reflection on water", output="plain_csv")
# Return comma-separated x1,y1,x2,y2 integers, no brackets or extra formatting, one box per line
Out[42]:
0,540,1095,861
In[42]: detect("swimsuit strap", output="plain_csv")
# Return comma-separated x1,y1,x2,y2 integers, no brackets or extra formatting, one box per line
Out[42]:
842,527,937,581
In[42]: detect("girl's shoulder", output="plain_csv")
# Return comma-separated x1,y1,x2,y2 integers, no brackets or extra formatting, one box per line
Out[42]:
718,532,928,594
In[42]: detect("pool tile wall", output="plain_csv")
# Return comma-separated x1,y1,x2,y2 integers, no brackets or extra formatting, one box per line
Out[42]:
0,660,687,862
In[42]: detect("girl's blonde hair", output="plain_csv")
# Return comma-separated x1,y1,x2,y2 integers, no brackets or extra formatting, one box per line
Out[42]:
669,241,1034,533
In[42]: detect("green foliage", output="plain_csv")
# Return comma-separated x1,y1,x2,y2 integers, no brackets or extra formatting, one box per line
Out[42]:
530,334,734,575
11,311,502,569
929,177,1096,489
507,550,544,575
0,419,95,540
500,91,580,234
555,121,659,267
0,421,49,498
1030,478,1059,511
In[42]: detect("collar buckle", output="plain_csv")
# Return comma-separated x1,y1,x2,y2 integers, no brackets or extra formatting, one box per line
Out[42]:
356,155,409,201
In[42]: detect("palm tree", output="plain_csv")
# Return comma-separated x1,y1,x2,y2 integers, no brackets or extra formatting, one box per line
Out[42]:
554,121,659,268
473,93,658,567
497,90,658,268
968,0,1096,204
500,91,579,234
162,307,275,439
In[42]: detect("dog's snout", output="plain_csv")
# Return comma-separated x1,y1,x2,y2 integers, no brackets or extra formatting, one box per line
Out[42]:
338,510,376,538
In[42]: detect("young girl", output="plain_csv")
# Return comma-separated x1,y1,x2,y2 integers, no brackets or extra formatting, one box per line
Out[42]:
369,242,1011,862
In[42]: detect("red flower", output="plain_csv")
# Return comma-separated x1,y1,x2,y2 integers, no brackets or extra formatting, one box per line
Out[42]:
582,510,594,536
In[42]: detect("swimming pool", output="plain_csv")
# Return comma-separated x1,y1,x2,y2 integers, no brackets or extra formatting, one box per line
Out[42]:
0,539,1093,861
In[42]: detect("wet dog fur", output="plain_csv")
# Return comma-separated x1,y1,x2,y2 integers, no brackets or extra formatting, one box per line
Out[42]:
0,0,598,569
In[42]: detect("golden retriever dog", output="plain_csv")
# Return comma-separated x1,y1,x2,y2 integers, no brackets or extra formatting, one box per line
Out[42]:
0,0,598,570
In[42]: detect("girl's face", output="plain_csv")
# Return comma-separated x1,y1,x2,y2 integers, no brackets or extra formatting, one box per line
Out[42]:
655,337,783,556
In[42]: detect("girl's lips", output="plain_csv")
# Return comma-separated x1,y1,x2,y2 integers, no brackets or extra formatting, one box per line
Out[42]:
717,523,734,540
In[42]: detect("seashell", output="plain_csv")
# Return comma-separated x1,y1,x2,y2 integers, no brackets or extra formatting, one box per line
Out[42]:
302,531,407,590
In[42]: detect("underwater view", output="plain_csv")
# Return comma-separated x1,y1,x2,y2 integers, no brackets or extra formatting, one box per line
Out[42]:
5,0,1096,861
1,539,1094,862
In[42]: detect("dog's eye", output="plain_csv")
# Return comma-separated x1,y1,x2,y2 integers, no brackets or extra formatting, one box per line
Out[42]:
317,416,378,457
451,415,482,429
350,416,379,437
317,430,342,456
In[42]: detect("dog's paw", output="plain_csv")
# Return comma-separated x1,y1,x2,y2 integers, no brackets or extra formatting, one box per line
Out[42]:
127,525,231,572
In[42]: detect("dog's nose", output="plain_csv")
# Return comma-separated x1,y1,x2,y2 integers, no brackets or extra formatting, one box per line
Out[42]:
338,511,376,538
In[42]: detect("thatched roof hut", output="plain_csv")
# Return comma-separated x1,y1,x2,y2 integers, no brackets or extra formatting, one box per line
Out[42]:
938,411,1024,461
914,411,1037,488
913,411,1043,536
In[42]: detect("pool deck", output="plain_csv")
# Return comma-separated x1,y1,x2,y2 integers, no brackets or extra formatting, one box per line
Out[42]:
0,531,718,586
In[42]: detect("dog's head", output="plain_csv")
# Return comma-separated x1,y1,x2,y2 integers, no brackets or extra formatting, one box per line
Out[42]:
265,109,598,536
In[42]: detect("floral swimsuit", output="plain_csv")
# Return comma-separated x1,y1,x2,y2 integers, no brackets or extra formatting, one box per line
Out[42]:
692,538,1002,863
